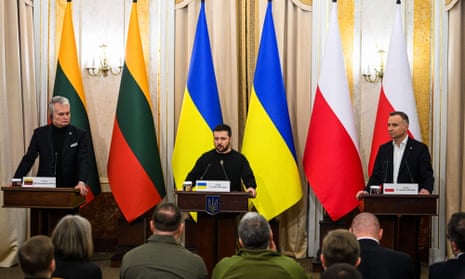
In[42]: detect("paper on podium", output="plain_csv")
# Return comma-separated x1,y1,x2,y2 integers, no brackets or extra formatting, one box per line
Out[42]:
22,177,56,188
383,183,418,195
195,180,230,192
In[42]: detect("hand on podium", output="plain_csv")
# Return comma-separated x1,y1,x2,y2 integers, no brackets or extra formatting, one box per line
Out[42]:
246,187,256,198
74,181,88,196
355,190,369,200
419,188,431,195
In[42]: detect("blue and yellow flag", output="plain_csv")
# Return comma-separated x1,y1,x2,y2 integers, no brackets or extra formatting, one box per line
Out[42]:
172,1,223,190
242,2,302,220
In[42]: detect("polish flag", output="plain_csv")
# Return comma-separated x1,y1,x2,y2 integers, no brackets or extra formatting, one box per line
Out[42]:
367,2,421,175
303,2,364,222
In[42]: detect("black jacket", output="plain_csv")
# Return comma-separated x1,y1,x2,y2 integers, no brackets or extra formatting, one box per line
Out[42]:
367,137,434,193
358,238,414,279
14,124,89,187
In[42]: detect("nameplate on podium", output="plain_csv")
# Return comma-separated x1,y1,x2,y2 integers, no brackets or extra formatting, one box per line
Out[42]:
22,177,56,188
195,180,230,192
383,183,418,195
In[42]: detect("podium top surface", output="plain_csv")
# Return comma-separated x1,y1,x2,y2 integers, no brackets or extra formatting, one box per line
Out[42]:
360,194,438,216
175,191,250,213
2,186,85,209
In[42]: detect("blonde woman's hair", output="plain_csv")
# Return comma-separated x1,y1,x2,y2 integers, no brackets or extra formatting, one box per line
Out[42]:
51,215,93,260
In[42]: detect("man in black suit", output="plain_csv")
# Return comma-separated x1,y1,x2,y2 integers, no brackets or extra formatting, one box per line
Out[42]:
320,229,361,269
356,111,434,199
429,212,465,279
350,212,414,279
12,96,89,196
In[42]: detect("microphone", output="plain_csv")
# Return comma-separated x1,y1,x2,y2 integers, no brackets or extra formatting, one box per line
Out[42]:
404,160,415,183
200,163,211,180
54,152,58,176
383,161,390,184
219,160,229,180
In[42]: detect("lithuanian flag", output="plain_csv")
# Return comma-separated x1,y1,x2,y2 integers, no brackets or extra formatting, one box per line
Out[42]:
53,0,101,204
108,0,165,222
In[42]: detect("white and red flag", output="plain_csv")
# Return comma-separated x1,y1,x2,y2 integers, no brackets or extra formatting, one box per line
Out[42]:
303,1,364,221
368,2,421,175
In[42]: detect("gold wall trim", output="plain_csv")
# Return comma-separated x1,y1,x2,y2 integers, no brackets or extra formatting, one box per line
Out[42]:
338,0,354,97
175,0,194,9
291,0,313,10
413,0,432,145
445,0,459,11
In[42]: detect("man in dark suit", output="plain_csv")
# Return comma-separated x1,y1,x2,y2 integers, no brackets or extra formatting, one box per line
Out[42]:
356,111,434,199
12,96,89,196
320,229,361,269
350,212,414,279
429,212,465,279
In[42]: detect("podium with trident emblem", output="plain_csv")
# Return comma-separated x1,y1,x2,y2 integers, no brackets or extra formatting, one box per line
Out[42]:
175,191,250,274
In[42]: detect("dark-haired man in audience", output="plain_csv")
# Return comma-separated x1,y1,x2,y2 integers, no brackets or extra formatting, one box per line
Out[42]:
120,202,208,279
320,229,361,269
321,263,362,279
17,235,55,279
429,212,465,279
212,212,309,279
350,212,414,279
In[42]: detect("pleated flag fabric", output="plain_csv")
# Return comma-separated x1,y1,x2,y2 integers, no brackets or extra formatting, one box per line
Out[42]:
53,0,101,204
172,1,223,191
303,1,364,221
108,0,165,223
367,2,421,175
242,2,302,221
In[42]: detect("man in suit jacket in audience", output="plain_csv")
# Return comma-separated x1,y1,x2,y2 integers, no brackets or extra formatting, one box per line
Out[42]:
429,212,465,279
350,212,414,279
320,229,361,269
321,263,362,279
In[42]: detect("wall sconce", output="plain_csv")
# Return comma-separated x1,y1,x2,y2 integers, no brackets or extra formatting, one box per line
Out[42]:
85,44,122,77
362,49,385,83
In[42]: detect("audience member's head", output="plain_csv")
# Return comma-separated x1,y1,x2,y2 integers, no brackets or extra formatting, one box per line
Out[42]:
18,235,55,278
238,212,273,250
447,212,465,256
321,229,361,269
51,214,94,260
321,262,362,279
350,212,383,240
151,202,184,237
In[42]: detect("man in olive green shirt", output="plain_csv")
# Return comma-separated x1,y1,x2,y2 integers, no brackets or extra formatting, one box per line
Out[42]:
212,212,310,279
120,203,207,279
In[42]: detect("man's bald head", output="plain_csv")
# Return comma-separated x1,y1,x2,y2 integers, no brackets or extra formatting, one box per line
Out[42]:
350,212,382,240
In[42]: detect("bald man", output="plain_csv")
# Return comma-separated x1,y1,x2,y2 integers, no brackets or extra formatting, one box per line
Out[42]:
350,212,414,279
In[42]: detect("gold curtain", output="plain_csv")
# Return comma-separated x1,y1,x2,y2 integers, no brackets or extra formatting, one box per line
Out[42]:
446,0,465,229
0,0,37,267
174,0,312,257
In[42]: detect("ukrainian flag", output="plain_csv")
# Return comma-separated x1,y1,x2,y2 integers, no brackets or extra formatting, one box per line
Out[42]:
172,1,223,190
242,2,302,221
